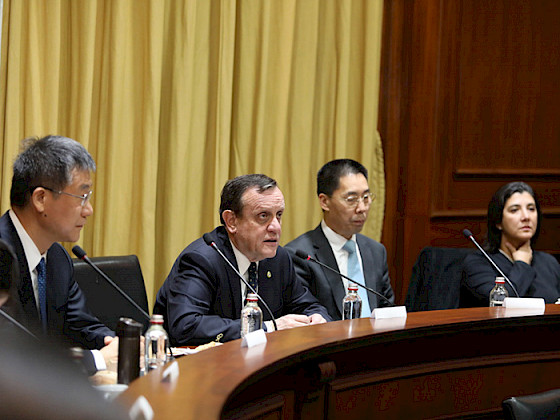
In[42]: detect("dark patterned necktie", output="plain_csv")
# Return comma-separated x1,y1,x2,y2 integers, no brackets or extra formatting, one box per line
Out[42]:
248,262,258,293
36,258,48,331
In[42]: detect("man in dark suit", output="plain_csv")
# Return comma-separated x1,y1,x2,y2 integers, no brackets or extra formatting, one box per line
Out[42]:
285,159,394,320
0,135,114,354
154,174,330,346
0,239,128,419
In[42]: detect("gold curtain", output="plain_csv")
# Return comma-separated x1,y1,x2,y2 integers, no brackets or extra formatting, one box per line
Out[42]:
0,0,385,308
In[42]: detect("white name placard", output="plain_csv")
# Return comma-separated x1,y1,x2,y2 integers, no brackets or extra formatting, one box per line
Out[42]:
241,329,267,348
370,305,408,319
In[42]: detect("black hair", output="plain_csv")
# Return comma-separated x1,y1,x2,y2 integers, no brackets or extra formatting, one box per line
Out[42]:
316,159,368,196
219,174,277,224
485,181,541,253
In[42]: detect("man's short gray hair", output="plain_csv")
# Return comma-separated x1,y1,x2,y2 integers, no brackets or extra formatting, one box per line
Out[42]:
11,135,96,207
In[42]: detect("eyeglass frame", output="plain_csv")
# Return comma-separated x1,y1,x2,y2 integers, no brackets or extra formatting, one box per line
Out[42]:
337,192,376,208
37,186,93,207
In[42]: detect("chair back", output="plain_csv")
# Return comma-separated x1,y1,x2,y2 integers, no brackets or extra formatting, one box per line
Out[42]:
72,255,150,331
503,389,560,420
405,247,472,312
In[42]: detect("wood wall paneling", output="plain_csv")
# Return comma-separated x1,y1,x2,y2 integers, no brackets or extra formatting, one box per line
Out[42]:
380,0,560,305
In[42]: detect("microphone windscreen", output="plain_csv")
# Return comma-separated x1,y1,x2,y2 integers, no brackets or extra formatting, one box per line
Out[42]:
71,245,87,260
462,229,473,238
295,250,309,260
202,233,213,246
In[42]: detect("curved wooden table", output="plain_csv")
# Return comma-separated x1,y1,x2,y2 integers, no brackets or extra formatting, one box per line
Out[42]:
120,305,560,419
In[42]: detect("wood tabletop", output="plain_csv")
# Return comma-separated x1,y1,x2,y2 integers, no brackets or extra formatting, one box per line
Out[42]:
119,305,560,419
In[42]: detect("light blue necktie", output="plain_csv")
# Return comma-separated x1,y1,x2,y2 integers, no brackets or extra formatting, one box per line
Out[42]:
36,258,48,332
343,240,371,317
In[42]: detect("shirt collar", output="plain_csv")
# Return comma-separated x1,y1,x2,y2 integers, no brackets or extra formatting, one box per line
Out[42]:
9,209,46,272
229,239,257,277
321,219,356,252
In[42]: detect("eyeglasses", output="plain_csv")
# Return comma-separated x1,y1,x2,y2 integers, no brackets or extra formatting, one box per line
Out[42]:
41,186,93,207
339,192,375,208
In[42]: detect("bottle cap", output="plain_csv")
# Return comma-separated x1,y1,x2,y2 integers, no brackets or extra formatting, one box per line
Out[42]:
495,276,505,284
150,314,164,324
348,281,359,291
246,293,259,301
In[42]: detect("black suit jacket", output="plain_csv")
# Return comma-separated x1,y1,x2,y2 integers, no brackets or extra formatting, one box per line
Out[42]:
154,226,331,346
0,212,113,349
285,224,394,320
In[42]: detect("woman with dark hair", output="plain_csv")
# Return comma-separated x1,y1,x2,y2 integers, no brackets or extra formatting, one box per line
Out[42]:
461,182,560,307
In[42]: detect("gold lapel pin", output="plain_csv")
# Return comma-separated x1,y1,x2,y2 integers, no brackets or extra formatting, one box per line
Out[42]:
266,271,272,278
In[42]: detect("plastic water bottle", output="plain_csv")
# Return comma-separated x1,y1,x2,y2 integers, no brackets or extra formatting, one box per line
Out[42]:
489,276,509,307
241,293,263,337
144,314,169,372
343,282,362,319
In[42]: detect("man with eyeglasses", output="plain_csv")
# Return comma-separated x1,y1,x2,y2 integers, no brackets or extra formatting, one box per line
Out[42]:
0,135,116,359
286,159,394,320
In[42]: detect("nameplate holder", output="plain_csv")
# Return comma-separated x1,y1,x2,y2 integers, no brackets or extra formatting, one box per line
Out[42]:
241,329,267,348
161,360,179,383
503,297,545,310
370,306,408,319
129,395,154,420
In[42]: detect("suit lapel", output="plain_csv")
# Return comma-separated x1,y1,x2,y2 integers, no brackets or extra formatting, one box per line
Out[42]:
0,213,41,327
216,227,242,318
46,249,67,311
310,226,346,318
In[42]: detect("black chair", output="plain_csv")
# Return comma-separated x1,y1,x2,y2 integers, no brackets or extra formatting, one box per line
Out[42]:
405,247,472,312
72,255,150,331
503,389,560,420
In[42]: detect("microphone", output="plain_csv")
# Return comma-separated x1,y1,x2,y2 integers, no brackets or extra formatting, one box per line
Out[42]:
462,229,520,298
294,249,395,307
71,246,151,321
202,234,278,332
0,308,39,340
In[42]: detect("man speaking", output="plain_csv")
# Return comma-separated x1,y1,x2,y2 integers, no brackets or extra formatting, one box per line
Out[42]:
154,174,330,345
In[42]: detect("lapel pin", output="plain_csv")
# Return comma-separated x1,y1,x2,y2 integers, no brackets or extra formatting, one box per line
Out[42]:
266,271,272,278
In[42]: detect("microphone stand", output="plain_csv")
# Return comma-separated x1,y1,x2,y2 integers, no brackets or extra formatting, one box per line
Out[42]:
462,229,520,298
203,234,278,332
294,250,395,307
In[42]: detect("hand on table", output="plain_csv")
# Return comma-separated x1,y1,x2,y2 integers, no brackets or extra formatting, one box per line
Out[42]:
275,313,327,330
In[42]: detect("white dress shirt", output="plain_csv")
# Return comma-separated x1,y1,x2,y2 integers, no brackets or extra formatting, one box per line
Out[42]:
9,210,45,312
229,240,274,331
320,219,366,292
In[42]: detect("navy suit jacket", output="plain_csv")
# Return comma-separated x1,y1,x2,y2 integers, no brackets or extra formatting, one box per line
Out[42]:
285,224,394,320
0,212,113,349
154,226,331,346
